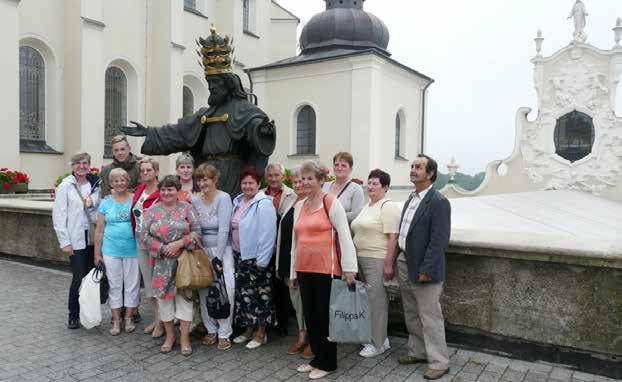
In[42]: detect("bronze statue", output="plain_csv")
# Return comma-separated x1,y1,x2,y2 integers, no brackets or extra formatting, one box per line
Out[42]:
121,27,276,197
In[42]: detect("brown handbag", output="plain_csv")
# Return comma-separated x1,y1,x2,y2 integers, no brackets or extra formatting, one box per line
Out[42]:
176,234,213,292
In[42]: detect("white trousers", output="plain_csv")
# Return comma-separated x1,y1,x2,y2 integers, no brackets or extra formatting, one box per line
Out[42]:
198,246,236,338
159,291,194,322
103,255,140,310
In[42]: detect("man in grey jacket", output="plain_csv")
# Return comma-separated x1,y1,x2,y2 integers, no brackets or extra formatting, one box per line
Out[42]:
385,154,451,380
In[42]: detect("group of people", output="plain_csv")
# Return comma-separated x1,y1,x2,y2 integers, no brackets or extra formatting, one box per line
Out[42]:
52,135,452,380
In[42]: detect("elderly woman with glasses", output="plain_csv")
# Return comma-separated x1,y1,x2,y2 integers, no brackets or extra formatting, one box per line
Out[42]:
52,152,102,329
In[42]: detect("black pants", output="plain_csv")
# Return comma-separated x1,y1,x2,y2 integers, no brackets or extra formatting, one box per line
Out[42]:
298,272,336,372
68,239,94,320
272,274,293,335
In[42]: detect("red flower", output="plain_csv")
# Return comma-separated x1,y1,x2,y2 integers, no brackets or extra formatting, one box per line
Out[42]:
2,183,11,189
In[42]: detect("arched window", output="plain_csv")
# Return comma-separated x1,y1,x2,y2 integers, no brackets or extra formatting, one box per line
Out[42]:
19,46,45,142
296,106,316,155
395,113,401,158
104,67,127,158
183,86,194,116
554,110,595,163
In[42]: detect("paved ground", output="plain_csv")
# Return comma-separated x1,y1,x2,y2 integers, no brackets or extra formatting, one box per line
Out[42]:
0,259,618,382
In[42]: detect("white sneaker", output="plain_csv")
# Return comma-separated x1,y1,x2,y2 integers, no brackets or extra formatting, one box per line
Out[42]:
297,364,315,373
233,334,252,344
309,369,332,379
359,344,386,358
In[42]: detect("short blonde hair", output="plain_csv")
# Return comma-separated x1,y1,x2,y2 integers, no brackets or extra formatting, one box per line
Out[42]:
109,168,130,183
138,157,160,172
70,152,91,165
300,160,329,182
111,135,129,146
333,152,354,168
194,163,220,182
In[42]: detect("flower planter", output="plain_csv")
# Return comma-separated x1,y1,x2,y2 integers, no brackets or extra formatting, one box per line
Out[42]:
0,184,14,194
14,183,28,194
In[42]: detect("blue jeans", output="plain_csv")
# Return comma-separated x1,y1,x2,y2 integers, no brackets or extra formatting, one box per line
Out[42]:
68,236,94,320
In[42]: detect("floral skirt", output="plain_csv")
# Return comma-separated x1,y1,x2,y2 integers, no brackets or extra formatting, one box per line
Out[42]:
234,255,275,328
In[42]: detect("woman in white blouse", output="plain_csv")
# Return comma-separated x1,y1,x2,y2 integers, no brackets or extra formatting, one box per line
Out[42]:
322,152,364,224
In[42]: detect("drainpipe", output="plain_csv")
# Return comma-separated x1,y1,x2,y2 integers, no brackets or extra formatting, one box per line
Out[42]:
420,80,434,154
244,68,258,105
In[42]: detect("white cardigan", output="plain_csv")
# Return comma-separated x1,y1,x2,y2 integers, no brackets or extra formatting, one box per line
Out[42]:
289,195,358,280
52,176,101,250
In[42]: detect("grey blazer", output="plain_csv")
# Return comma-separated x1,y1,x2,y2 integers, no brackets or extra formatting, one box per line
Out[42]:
399,187,451,283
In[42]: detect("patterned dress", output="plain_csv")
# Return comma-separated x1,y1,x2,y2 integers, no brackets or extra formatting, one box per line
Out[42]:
141,201,201,300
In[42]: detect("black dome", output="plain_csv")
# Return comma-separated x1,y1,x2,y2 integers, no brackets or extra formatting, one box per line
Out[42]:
299,0,390,55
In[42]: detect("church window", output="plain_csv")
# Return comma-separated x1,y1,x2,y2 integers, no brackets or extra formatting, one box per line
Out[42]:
296,106,316,155
395,113,402,158
554,110,594,163
183,86,194,116
104,67,127,158
184,0,196,10
19,46,45,142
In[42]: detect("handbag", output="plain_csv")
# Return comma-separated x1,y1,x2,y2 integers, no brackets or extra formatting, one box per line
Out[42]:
79,268,102,329
176,234,214,292
328,279,372,344
93,262,109,304
205,257,231,319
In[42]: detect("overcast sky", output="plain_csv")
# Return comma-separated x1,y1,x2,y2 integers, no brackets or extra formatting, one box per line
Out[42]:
276,0,622,174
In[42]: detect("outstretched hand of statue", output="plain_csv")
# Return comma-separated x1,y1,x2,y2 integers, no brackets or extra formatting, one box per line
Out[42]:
121,121,149,137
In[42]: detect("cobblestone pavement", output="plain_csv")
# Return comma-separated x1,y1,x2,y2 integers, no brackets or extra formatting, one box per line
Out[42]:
0,259,618,382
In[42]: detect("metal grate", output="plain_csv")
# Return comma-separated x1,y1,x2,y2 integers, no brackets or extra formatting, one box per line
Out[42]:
296,106,316,155
104,67,127,158
183,86,194,117
554,110,594,163
19,46,45,142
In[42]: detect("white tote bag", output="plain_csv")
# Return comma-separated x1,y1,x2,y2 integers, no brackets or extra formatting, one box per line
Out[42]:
79,268,102,329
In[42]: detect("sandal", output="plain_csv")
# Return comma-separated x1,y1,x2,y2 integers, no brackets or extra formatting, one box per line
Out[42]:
143,322,156,334
151,323,164,339
202,333,218,346
181,346,193,357
124,317,136,333
160,343,174,354
217,338,232,351
109,320,121,336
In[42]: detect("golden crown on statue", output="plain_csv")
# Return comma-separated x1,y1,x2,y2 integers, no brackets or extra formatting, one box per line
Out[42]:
196,25,234,77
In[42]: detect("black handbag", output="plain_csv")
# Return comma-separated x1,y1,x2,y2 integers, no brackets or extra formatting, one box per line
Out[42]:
93,262,109,305
205,258,231,319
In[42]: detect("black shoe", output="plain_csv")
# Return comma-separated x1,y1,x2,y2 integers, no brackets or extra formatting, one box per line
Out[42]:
133,310,142,324
67,318,80,329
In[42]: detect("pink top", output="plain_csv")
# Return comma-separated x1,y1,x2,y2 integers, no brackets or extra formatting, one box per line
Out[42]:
231,197,252,252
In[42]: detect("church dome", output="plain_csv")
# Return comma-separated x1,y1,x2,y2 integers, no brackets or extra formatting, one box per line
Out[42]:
299,0,390,55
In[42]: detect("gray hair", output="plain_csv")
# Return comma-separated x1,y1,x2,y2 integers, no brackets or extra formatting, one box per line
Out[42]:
265,162,286,175
138,157,160,172
175,153,194,169
109,168,130,183
300,160,328,182
70,152,91,165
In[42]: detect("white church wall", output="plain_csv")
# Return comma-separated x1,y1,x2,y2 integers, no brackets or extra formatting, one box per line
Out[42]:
376,62,428,187
0,0,22,170
269,2,299,63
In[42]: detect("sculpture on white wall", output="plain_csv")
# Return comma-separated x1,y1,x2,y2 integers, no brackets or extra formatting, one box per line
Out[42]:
567,0,588,43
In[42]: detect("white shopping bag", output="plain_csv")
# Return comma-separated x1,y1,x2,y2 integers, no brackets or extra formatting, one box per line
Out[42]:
79,268,102,329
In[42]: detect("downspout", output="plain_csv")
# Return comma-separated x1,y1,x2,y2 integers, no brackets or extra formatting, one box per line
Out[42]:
245,68,258,105
420,79,434,154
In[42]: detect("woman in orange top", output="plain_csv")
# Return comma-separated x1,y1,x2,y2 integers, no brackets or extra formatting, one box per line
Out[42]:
289,160,358,380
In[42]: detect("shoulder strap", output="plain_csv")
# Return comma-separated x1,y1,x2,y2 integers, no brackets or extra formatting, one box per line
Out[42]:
71,182,94,223
336,181,352,199
380,199,391,210
322,194,331,218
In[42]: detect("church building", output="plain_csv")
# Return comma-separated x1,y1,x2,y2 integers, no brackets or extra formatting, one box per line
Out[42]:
0,0,299,188
248,0,433,187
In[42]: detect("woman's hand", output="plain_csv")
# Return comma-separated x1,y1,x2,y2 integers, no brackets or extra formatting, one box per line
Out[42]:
290,278,298,289
256,262,266,272
84,195,93,208
343,272,356,286
94,253,103,265
61,245,73,255
163,240,185,257
383,261,395,281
